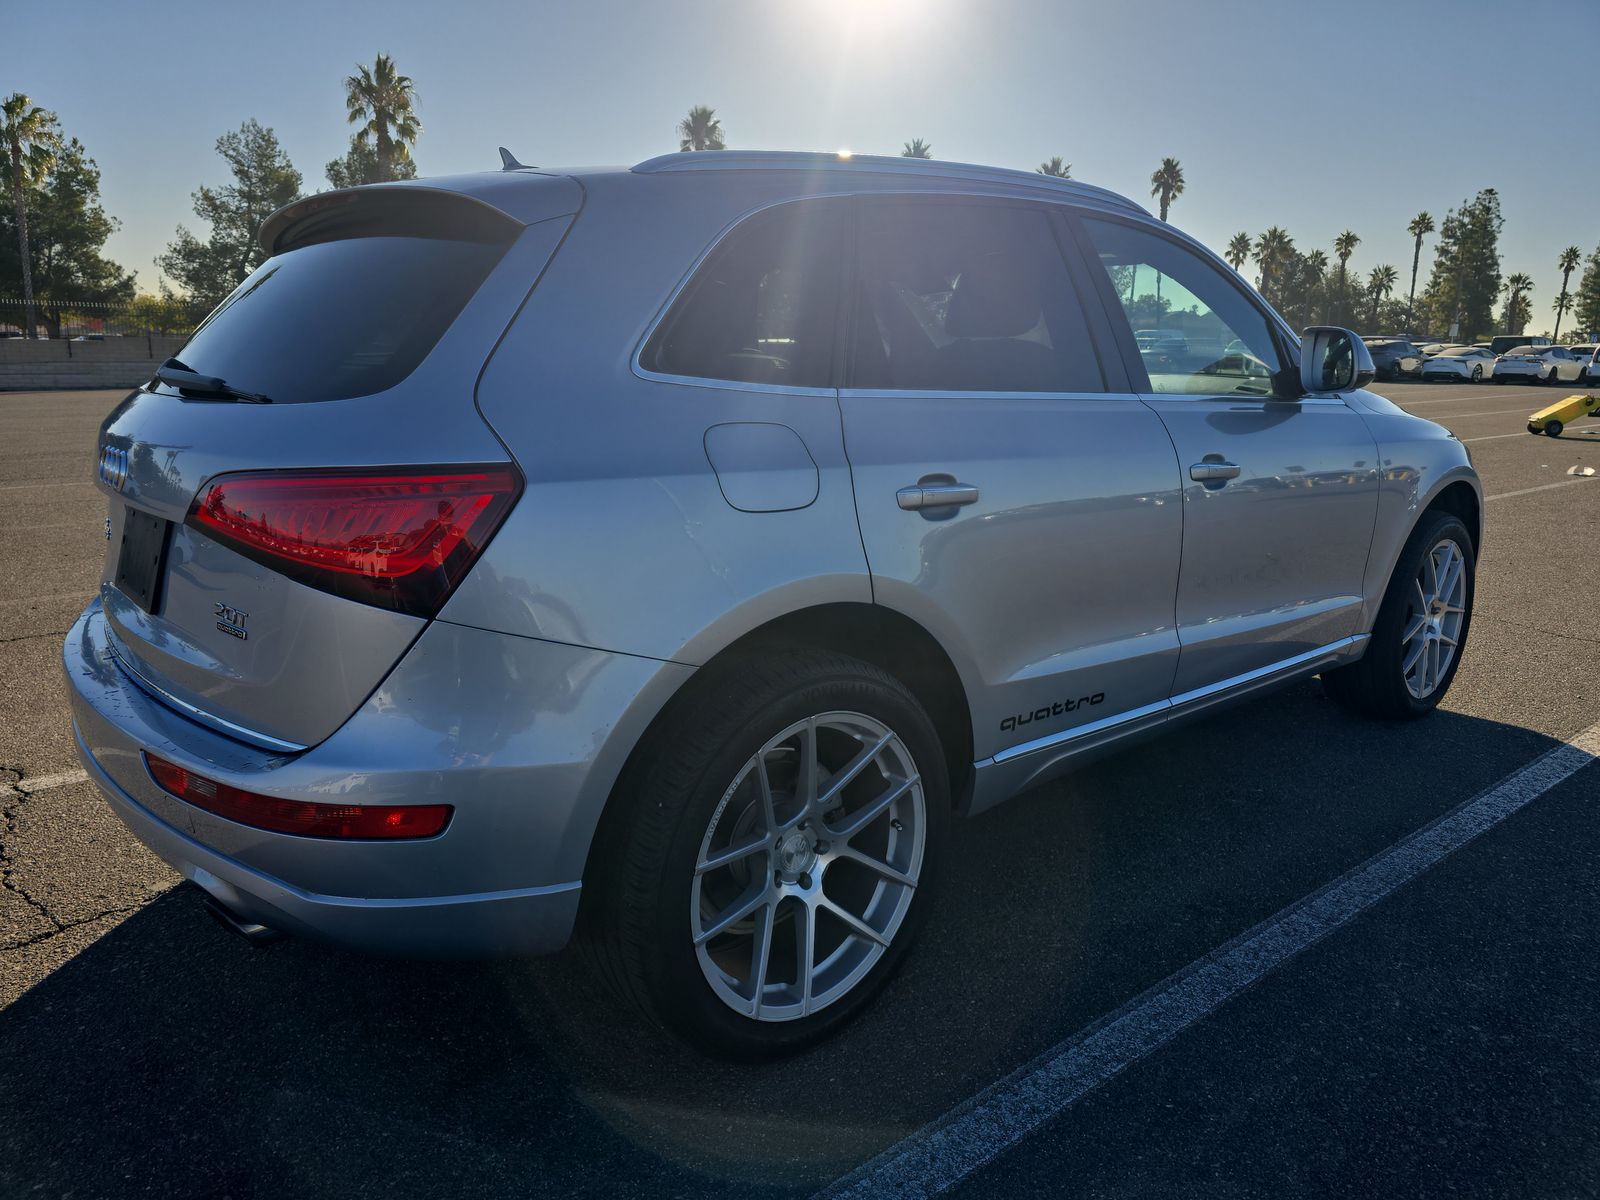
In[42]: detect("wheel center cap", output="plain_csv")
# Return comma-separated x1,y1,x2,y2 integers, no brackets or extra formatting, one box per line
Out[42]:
776,830,816,882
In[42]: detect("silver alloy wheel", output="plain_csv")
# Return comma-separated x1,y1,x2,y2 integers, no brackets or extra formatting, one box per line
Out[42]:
1401,538,1468,699
690,711,925,1022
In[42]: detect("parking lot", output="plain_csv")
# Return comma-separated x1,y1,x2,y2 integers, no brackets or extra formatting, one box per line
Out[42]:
2,382,1597,1198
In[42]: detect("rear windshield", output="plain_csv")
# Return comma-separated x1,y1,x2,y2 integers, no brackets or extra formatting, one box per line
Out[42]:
170,234,507,403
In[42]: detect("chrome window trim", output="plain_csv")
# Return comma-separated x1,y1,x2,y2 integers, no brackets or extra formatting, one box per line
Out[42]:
107,640,309,755
838,388,1130,402
987,634,1368,766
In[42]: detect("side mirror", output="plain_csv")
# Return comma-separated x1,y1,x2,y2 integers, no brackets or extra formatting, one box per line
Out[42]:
1300,327,1375,394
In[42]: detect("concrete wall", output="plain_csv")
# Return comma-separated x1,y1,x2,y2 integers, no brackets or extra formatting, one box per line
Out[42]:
0,336,188,391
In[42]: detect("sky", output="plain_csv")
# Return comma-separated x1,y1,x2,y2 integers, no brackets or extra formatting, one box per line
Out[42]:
6,0,1598,334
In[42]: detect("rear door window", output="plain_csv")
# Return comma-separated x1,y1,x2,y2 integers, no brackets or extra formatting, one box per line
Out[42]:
642,200,847,389
849,200,1104,393
172,233,510,403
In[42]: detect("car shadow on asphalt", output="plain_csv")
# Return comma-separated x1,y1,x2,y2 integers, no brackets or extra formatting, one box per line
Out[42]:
0,684,1564,1200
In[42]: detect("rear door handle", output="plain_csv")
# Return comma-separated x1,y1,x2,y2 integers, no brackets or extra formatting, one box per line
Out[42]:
1189,461,1241,483
897,482,980,510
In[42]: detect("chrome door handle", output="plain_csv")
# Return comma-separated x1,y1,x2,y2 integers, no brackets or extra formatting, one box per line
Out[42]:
1189,461,1241,483
896,482,980,510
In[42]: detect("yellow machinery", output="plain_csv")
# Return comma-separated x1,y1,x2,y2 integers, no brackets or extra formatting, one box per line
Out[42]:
1527,393,1600,437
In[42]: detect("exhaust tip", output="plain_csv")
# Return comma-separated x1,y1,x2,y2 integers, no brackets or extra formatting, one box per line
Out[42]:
202,894,286,946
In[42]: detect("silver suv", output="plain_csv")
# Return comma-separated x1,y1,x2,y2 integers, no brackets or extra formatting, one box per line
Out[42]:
64,152,1481,1057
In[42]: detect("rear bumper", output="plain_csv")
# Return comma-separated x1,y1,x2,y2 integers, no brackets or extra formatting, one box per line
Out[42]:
72,722,581,955
64,599,693,957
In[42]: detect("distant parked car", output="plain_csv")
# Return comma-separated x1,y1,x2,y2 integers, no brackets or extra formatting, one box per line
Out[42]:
1363,337,1425,380
1418,342,1451,356
1564,344,1599,384
1489,334,1551,356
1134,328,1188,352
1421,345,1497,382
1494,345,1586,385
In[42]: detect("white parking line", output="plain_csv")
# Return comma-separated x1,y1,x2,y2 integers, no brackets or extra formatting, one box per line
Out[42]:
817,720,1600,1200
1462,432,1535,443
1424,405,1552,421
1396,387,1559,405
1485,478,1598,503
11,768,88,795
0,481,93,492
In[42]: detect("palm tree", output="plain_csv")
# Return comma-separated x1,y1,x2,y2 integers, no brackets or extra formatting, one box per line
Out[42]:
1405,211,1434,329
1552,291,1575,339
901,138,932,159
1254,227,1294,304
677,106,725,152
1501,272,1533,334
1302,249,1328,323
1148,156,1184,222
1037,156,1071,178
1367,264,1398,328
1,93,60,339
1333,230,1361,323
344,54,421,183
1553,245,1581,340
1225,232,1251,271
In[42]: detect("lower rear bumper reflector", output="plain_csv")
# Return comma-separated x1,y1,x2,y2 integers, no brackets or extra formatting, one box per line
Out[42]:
143,752,452,840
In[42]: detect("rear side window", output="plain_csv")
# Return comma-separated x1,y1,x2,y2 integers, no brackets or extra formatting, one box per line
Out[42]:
850,200,1103,393
643,200,846,388
174,233,509,403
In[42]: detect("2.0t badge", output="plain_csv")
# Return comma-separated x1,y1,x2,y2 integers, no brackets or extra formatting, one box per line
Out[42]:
214,602,249,641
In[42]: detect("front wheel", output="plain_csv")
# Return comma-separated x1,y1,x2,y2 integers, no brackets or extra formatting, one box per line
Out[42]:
582,649,948,1058
1471,364,1483,382
1322,511,1474,719
1545,419,1564,437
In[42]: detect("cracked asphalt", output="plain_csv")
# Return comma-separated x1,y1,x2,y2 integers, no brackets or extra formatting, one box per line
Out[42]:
0,383,1597,1198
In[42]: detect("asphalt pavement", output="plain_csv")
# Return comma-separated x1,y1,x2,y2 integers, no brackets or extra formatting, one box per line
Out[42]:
0,382,1597,1199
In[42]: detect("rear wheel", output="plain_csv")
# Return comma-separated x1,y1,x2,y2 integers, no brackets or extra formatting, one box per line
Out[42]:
1471,364,1483,382
1322,511,1474,719
1545,419,1564,437
582,649,948,1058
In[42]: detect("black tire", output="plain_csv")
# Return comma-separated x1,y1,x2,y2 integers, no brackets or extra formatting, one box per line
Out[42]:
1321,510,1475,720
1544,419,1563,437
1471,364,1483,382
580,647,949,1059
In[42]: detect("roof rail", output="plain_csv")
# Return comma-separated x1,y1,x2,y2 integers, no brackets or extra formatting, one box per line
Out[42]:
631,150,1148,216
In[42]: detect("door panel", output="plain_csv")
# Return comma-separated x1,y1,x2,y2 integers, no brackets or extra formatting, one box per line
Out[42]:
1141,396,1380,693
1076,215,1381,697
840,198,1184,763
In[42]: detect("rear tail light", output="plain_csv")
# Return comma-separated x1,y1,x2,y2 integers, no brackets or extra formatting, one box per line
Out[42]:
145,753,452,839
186,465,520,616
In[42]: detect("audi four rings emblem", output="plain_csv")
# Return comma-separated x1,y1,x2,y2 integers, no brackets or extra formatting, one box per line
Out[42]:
97,444,129,492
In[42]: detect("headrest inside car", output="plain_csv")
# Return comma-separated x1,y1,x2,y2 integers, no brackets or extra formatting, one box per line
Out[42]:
945,252,1043,339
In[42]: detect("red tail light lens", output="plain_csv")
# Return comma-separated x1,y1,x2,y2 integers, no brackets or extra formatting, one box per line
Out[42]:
145,753,452,840
187,465,520,616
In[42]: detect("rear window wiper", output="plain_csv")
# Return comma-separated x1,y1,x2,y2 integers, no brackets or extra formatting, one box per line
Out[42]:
153,358,273,404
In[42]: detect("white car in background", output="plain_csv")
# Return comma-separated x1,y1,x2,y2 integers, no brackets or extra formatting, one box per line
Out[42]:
1421,345,1497,382
1567,344,1600,384
1494,345,1587,385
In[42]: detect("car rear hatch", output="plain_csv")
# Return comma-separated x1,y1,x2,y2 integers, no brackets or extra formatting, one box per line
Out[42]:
93,176,580,751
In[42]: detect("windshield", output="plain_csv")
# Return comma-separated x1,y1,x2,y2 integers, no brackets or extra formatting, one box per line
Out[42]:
172,234,507,403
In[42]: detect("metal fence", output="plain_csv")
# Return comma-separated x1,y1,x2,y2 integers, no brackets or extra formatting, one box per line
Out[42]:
0,297,205,342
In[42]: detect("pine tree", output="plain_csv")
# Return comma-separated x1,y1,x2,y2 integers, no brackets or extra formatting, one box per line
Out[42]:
1572,244,1600,338
1417,190,1503,340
